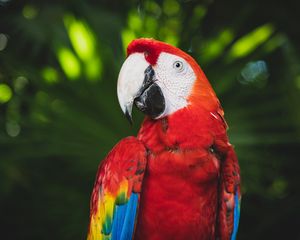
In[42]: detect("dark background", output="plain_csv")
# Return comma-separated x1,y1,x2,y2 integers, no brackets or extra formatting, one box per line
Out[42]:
1,0,300,239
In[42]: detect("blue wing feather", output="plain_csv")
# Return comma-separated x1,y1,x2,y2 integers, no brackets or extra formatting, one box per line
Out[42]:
120,193,139,240
231,190,241,240
112,204,127,240
111,193,139,240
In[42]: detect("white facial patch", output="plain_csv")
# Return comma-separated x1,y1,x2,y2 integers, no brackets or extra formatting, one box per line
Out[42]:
153,52,196,118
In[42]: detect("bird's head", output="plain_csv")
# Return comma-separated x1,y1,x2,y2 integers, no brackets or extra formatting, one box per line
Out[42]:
117,38,218,123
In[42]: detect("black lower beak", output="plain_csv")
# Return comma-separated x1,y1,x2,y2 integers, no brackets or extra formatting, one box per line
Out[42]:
134,83,165,118
134,66,165,119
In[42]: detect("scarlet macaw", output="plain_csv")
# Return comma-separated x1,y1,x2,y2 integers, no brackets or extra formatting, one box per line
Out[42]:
87,38,241,240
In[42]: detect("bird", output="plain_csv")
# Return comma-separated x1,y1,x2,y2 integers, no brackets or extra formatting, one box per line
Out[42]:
87,38,241,240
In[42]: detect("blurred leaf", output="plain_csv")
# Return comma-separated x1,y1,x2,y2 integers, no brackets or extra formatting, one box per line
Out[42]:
227,23,275,62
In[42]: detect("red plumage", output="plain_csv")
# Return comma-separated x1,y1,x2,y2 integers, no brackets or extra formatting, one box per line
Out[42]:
88,39,241,240
131,39,240,240
134,105,239,240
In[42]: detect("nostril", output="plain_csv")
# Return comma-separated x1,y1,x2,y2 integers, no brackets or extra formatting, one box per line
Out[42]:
134,97,146,110
135,99,142,107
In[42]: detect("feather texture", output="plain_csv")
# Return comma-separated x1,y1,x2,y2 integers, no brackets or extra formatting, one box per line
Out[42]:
231,190,241,240
88,38,241,240
87,137,146,240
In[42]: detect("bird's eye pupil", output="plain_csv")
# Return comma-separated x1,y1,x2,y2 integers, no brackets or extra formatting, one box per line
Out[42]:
173,61,184,72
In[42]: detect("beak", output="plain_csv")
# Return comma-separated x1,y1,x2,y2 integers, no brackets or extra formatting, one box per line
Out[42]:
117,53,165,123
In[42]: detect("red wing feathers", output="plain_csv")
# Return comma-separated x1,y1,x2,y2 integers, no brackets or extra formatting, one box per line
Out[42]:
218,146,241,240
88,137,147,240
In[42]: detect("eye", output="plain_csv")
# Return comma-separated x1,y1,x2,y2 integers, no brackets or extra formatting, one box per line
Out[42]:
173,61,184,72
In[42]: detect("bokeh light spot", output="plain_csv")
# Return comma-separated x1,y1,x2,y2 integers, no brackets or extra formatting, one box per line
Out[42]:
0,83,13,103
201,29,234,63
51,99,65,113
0,33,8,51
128,13,143,31
194,5,206,19
85,57,102,82
270,178,288,198
14,76,28,92
145,16,158,34
163,0,180,16
57,48,81,80
239,60,269,88
164,35,178,47
64,15,102,81
145,1,161,17
122,29,136,54
264,33,287,53
6,121,21,137
42,67,59,84
64,15,96,61
22,5,38,19
227,23,274,61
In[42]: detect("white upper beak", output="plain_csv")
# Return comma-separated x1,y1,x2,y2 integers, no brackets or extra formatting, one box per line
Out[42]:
117,53,149,118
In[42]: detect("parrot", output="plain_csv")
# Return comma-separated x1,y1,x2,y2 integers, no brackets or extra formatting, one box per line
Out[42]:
87,38,241,240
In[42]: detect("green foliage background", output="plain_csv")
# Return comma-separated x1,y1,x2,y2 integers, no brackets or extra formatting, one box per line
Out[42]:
0,0,300,239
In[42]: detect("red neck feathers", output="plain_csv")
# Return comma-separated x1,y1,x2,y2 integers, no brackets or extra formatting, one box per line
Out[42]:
130,39,224,151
